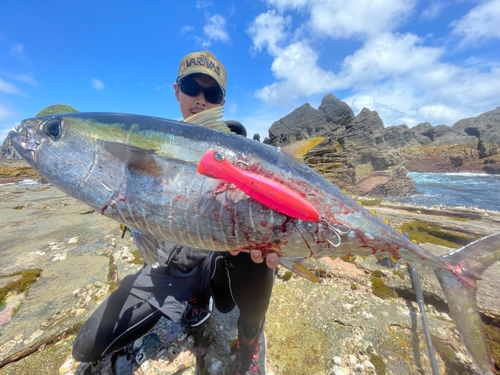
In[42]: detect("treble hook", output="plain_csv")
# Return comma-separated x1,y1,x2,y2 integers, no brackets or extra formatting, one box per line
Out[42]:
319,217,351,249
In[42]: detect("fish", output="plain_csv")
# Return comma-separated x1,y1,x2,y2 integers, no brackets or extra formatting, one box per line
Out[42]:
9,107,500,374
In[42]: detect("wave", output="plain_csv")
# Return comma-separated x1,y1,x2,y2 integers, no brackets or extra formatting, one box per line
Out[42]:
0,179,45,187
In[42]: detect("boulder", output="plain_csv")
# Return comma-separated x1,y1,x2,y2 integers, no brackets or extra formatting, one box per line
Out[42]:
318,93,354,127
264,103,334,146
410,122,434,145
381,124,418,149
0,134,22,160
341,108,384,149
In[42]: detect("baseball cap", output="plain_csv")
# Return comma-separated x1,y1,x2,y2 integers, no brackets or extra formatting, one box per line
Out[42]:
177,51,227,96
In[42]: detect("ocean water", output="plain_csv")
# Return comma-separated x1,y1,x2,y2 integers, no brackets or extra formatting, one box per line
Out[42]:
390,172,500,212
0,179,43,187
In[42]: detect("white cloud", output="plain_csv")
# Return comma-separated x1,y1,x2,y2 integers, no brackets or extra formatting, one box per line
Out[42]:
247,10,291,54
0,103,20,143
450,0,500,46
226,103,238,116
10,44,24,58
255,42,338,106
421,1,445,21
251,19,500,125
0,78,20,95
0,103,18,121
181,25,194,33
196,0,213,9
92,79,104,90
418,105,466,125
266,0,416,39
203,14,230,44
15,74,38,86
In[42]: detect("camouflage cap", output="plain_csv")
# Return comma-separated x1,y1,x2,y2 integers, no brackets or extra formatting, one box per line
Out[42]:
177,51,227,96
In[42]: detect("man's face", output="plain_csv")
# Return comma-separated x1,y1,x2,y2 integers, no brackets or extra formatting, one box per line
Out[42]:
174,74,226,119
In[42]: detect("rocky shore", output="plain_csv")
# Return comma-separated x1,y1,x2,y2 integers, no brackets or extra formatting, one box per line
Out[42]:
1,163,499,374
263,96,500,196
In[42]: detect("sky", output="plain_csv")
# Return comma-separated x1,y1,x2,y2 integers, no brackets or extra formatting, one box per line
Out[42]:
1,0,499,143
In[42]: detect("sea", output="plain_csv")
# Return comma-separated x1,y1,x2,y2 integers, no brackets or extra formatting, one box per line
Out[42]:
389,172,500,212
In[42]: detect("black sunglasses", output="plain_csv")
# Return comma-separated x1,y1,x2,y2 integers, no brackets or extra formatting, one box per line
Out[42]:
178,79,224,104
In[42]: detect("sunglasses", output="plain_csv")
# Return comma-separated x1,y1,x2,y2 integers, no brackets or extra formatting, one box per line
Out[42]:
178,79,224,104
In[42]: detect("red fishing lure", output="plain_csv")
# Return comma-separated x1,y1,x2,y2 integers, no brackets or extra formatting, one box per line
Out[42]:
197,149,320,222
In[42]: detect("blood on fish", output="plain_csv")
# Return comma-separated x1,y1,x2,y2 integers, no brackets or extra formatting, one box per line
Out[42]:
101,205,108,215
260,220,267,227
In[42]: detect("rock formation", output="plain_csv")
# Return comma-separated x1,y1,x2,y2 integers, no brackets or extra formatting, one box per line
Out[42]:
264,95,417,197
399,107,500,174
264,96,500,196
0,136,22,160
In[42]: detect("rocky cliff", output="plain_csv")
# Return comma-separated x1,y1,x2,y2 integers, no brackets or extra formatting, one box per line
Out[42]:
264,94,418,197
400,107,500,174
264,96,500,196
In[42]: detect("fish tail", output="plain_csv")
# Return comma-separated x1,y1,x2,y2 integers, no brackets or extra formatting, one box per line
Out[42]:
435,232,500,375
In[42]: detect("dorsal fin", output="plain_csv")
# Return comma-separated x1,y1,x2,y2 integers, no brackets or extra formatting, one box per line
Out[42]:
182,106,232,133
281,137,325,159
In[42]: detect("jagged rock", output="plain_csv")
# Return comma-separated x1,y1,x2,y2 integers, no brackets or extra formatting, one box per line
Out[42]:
318,93,354,127
452,107,500,144
265,96,416,197
264,103,334,146
402,107,500,174
0,134,22,160
382,124,418,149
410,122,434,145
341,108,384,149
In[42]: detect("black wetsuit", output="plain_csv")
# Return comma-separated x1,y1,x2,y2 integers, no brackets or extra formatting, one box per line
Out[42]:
73,246,274,361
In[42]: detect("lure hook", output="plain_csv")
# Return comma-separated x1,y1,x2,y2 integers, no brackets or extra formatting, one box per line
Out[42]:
319,217,351,249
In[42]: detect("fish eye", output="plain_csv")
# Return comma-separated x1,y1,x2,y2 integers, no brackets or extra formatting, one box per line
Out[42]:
44,119,61,139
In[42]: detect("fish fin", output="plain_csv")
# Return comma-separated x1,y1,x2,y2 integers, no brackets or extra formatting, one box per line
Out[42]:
435,232,500,374
360,256,367,260
99,140,162,176
370,210,377,216
99,140,192,176
280,137,325,160
182,107,232,133
130,231,160,268
279,258,319,283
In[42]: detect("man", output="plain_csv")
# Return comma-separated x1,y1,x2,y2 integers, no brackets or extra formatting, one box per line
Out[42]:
73,51,276,375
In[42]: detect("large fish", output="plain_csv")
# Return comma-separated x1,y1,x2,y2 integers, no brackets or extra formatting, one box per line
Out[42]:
10,107,500,374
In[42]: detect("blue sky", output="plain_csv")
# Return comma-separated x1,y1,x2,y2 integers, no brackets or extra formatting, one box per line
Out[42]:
1,0,499,142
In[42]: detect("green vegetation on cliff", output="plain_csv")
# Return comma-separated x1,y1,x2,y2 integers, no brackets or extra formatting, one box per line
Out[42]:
35,104,79,117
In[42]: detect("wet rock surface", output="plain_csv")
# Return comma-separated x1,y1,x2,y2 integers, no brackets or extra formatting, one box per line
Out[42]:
1,180,500,374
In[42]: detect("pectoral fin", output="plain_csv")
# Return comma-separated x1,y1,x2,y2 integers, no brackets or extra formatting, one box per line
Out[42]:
99,140,192,176
131,231,160,268
279,258,319,283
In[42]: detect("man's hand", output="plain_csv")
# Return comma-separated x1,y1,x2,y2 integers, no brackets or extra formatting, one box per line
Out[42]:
229,250,279,269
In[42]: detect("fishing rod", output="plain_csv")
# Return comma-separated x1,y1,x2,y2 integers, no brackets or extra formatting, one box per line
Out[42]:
407,262,439,375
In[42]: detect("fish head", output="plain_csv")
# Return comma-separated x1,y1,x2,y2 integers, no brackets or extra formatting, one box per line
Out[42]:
10,114,125,208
